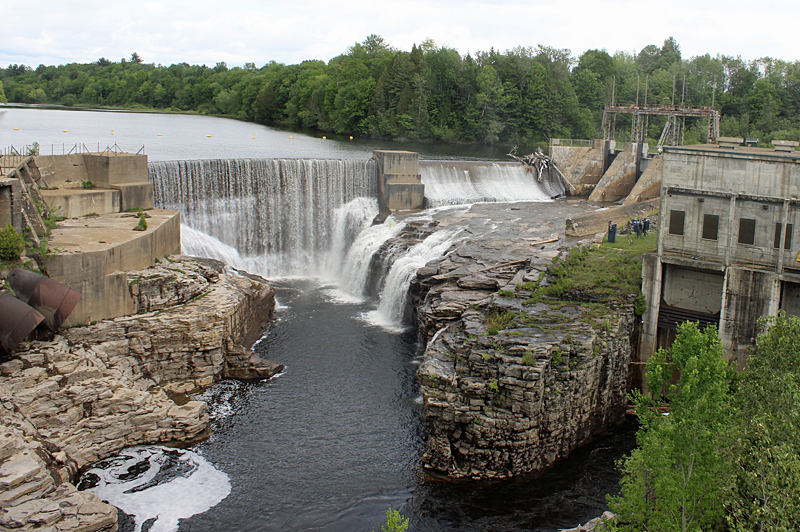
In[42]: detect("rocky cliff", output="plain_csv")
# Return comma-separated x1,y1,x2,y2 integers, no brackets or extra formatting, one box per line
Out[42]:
405,201,634,480
0,256,278,532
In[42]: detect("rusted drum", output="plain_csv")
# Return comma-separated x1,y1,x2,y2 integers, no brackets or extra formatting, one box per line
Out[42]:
0,292,45,354
7,268,81,331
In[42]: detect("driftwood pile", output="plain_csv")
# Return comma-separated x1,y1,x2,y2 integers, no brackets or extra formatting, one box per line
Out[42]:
507,147,576,194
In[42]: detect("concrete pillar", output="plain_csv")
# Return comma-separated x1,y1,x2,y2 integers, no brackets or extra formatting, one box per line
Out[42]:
639,252,662,366
372,150,425,220
0,186,11,228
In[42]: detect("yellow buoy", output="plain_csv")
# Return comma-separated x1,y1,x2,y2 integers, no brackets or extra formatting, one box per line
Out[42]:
207,135,211,138
63,130,68,133
13,127,18,131
157,133,162,136
111,129,114,135
253,134,256,139
289,136,293,139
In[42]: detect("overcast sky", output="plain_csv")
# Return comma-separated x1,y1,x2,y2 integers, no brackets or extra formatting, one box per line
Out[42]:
1,0,798,69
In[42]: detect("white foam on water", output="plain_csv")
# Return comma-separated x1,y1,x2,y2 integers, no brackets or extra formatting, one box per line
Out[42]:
80,446,231,532
181,224,270,277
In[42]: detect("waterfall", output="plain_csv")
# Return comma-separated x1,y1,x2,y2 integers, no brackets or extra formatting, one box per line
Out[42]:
420,161,559,208
150,158,377,277
149,157,555,331
365,228,462,331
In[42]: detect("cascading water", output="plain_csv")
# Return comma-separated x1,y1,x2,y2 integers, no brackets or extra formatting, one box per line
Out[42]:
420,161,562,208
365,228,463,331
150,158,377,277
149,157,558,328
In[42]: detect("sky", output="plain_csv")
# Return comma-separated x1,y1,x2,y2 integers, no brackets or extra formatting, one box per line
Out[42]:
1,0,798,69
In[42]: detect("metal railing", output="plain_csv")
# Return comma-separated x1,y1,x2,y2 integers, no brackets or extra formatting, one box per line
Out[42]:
549,138,593,148
2,143,146,174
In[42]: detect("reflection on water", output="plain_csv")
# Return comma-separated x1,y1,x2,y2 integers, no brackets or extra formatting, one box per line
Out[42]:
0,106,525,162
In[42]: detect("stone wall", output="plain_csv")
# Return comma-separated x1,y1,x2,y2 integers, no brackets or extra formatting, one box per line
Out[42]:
0,256,278,531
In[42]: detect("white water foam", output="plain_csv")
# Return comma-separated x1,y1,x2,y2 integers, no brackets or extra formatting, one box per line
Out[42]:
421,162,553,207
78,446,231,532
365,228,462,331
181,224,270,277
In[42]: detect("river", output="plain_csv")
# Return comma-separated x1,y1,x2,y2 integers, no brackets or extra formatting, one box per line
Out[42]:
4,108,636,531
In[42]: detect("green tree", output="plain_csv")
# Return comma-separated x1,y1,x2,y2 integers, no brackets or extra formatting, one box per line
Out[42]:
609,322,732,532
726,313,800,531
0,80,6,103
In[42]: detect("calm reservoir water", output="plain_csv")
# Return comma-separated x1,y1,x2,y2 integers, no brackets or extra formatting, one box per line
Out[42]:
4,108,635,531
0,106,515,161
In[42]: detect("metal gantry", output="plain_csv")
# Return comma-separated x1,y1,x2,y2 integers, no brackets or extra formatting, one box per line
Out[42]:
602,104,721,148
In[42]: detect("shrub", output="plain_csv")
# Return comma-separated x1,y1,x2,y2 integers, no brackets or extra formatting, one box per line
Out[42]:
634,292,646,316
522,351,536,366
487,379,499,393
497,289,514,298
551,349,562,366
133,212,148,231
0,225,25,261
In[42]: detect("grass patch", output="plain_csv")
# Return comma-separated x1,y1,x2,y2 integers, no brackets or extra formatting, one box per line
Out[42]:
485,309,516,333
497,289,515,298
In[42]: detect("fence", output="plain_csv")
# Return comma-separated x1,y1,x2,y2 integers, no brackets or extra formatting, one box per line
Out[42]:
549,139,593,148
1,143,145,174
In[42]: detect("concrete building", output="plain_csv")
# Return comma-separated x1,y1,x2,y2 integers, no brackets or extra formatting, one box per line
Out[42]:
640,139,800,368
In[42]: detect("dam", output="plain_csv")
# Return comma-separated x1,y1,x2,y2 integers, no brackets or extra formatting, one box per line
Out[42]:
0,108,635,532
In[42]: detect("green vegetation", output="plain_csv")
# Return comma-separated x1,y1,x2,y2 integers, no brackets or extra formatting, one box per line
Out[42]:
522,237,655,307
551,349,562,366
522,351,536,366
81,180,95,189
375,508,409,532
497,289,514,298
485,308,516,335
0,225,25,261
133,211,148,231
487,378,499,393
610,315,800,531
5,37,800,145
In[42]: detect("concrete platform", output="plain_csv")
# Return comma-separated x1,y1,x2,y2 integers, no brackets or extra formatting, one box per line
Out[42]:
47,209,181,325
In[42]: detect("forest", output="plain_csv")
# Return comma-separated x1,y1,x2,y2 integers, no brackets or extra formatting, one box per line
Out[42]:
1,35,800,149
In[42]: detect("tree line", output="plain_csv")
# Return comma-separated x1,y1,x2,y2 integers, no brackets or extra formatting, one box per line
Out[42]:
2,36,800,147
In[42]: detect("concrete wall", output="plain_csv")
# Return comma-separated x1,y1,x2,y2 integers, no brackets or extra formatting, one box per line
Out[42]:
588,143,647,203
83,154,148,187
719,267,781,367
624,155,662,205
662,146,800,198
34,154,89,185
373,150,424,215
48,211,181,325
40,188,121,218
662,265,724,313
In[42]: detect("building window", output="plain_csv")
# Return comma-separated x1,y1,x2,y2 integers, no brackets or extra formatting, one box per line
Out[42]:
669,210,685,236
774,223,794,250
738,218,756,245
702,214,719,241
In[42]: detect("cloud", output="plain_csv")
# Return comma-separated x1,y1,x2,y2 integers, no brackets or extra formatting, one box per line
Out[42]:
0,0,797,67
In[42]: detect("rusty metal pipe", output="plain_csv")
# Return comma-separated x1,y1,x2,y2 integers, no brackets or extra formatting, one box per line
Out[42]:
7,268,81,331
0,292,44,354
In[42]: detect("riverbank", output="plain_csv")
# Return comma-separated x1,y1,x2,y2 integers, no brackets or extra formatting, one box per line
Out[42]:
0,256,278,531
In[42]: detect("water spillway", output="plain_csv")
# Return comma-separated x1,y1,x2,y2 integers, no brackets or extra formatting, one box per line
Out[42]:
419,161,565,208
150,158,378,277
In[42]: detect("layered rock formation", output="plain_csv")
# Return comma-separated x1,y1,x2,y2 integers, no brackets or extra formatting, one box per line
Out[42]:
405,201,633,480
0,256,278,531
